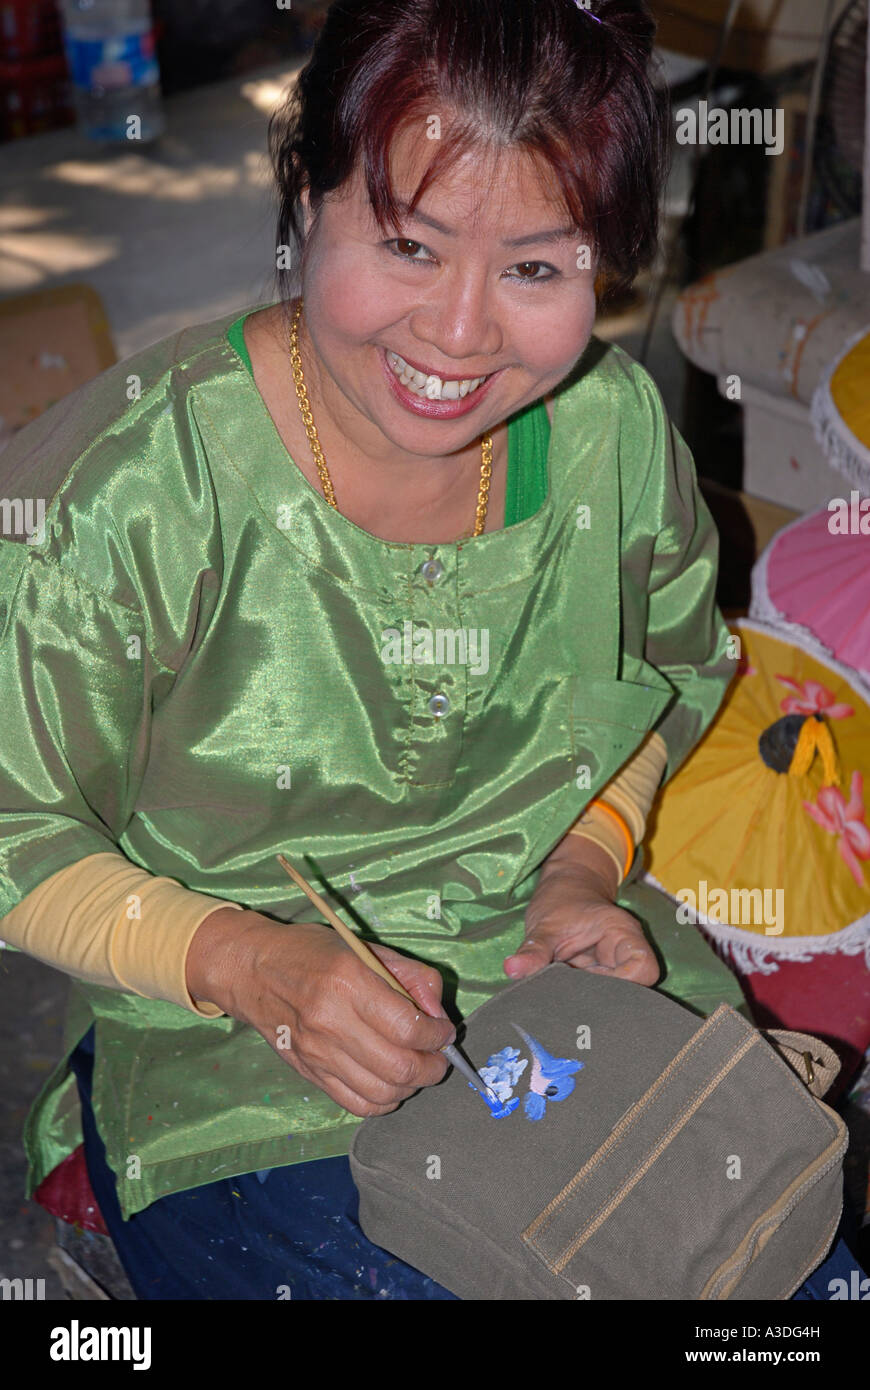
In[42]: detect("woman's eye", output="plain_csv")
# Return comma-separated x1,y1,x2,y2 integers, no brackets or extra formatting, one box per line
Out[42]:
509,261,555,282
390,238,431,261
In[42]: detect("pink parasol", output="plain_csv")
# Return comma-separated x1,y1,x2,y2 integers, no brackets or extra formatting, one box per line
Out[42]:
750,504,870,694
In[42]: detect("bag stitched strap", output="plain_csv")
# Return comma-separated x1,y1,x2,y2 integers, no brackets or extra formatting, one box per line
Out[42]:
764,1029,841,1098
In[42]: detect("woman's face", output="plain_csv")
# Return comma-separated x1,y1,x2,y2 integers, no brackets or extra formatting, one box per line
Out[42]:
298,118,599,462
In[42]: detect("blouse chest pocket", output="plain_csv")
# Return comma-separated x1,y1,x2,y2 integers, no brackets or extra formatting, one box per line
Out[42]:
571,671,674,788
506,672,675,893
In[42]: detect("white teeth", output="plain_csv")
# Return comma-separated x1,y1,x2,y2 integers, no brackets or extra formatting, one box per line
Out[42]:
386,350,489,401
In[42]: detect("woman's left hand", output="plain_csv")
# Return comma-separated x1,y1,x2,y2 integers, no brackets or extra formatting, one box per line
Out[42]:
503,859,660,986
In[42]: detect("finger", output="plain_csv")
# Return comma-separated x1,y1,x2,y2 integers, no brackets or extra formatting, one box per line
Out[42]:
559,945,601,970
556,912,659,985
292,990,454,1097
310,1066,415,1119
337,956,456,1052
321,1028,451,1105
368,942,448,1019
610,939,660,985
586,925,659,985
503,933,554,978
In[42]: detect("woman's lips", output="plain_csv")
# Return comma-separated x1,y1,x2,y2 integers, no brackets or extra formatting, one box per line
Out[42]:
378,346,502,420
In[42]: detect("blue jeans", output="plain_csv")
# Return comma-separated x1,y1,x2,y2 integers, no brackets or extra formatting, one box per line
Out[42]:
69,1026,865,1301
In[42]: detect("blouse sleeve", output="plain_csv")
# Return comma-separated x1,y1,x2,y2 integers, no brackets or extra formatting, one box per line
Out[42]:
0,539,246,1012
0,539,160,909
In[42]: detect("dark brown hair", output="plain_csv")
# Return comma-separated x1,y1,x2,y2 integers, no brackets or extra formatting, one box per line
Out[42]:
268,0,667,305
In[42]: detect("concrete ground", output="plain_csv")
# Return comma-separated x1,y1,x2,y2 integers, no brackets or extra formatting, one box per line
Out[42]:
0,62,309,359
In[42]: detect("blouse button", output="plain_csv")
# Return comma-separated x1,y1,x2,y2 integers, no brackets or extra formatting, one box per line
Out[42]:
428,693,450,718
420,557,444,584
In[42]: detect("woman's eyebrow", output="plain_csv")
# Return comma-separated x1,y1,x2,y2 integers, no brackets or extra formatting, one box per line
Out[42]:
395,202,578,247
503,226,579,247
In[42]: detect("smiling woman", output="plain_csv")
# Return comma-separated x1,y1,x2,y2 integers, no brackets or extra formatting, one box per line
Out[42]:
0,0,825,1303
252,0,667,540
244,129,603,542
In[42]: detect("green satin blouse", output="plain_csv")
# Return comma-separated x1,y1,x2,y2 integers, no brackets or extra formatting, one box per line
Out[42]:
0,305,742,1219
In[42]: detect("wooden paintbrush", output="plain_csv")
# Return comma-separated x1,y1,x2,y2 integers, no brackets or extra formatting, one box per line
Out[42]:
276,854,496,1101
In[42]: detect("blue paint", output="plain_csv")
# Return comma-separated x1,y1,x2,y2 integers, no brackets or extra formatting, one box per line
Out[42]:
466,1045,528,1118
481,1045,528,1099
466,1031,584,1121
512,1025,583,1122
468,1082,521,1118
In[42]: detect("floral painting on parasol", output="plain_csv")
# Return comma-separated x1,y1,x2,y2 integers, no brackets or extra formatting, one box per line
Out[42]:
750,504,870,695
644,620,870,975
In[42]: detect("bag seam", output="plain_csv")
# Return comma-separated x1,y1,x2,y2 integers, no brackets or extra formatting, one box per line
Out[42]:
525,1008,841,1255
523,1010,844,1293
777,1203,844,1302
523,1006,735,1245
703,1118,849,1299
546,1031,759,1274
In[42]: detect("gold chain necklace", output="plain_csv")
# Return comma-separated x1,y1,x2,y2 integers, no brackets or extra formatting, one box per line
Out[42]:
288,299,493,537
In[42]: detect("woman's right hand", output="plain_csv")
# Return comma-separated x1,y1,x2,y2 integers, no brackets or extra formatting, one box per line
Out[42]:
185,908,456,1116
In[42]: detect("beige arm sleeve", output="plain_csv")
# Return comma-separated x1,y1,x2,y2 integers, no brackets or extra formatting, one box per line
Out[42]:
566,730,669,880
0,852,243,1017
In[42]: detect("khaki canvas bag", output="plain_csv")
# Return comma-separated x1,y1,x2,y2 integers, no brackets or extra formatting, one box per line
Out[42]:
349,963,847,1300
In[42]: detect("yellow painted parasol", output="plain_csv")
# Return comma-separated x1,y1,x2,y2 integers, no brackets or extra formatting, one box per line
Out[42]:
644,620,870,972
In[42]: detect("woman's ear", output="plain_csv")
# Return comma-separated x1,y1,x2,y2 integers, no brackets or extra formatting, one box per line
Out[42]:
298,183,315,241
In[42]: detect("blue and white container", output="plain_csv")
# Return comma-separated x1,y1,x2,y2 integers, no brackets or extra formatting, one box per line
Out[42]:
59,0,164,143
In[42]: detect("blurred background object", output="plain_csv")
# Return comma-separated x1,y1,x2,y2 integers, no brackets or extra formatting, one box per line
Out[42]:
0,0,74,141
653,0,854,74
647,0,869,545
0,285,115,452
0,0,326,146
57,0,165,143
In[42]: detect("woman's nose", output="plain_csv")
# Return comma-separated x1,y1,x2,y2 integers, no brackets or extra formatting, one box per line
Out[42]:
410,278,504,364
